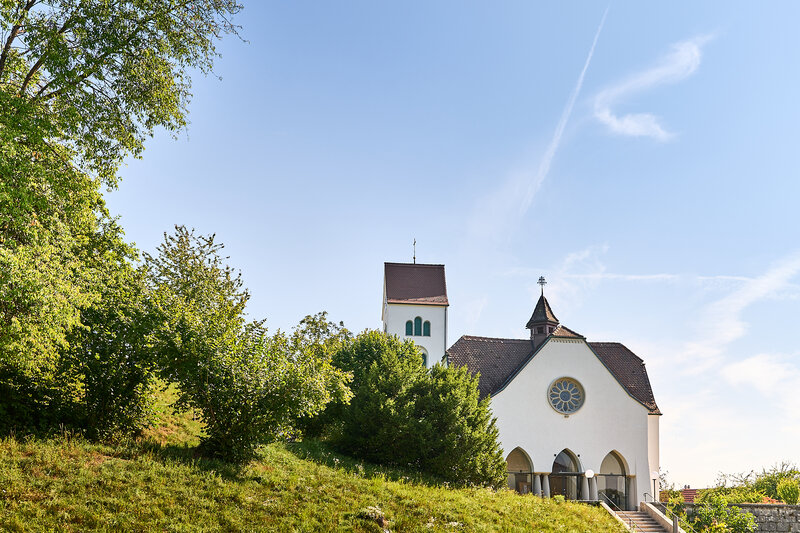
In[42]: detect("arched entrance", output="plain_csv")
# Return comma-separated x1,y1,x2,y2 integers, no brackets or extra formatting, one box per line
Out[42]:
506,448,533,494
550,449,581,500
597,451,627,509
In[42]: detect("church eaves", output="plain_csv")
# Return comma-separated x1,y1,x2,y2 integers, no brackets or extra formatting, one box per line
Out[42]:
446,335,661,414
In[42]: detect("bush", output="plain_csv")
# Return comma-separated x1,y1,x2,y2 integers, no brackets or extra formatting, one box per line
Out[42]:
331,331,507,488
147,227,351,463
696,486,765,505
691,494,756,533
777,478,800,505
753,463,800,501
409,364,506,486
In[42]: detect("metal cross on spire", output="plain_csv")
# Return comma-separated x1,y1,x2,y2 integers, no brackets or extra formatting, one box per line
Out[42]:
538,276,547,296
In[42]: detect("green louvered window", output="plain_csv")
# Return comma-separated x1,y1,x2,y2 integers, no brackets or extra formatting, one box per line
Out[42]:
423,321,430,336
405,320,413,336
414,317,422,336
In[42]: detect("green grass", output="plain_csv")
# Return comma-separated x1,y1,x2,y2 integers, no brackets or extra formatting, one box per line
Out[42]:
0,392,625,531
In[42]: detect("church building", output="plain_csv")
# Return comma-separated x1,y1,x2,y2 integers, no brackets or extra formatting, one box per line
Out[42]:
382,263,661,510
382,262,449,368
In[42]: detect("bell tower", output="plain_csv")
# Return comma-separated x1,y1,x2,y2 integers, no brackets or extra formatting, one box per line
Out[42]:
526,276,559,349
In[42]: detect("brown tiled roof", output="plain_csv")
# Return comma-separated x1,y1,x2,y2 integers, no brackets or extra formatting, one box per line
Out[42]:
588,342,661,414
446,336,533,398
526,295,559,328
384,263,448,306
551,324,583,338
447,335,660,414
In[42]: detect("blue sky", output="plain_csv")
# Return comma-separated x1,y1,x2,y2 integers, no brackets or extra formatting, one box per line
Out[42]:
107,2,800,487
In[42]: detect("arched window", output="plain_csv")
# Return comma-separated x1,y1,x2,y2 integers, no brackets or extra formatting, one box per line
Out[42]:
598,452,628,510
506,448,533,493
414,317,422,336
405,320,413,336
423,321,431,336
550,449,581,500
420,348,428,368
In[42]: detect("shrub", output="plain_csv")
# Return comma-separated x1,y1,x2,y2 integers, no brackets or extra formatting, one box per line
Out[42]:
691,494,756,533
332,331,507,488
753,463,800,501
777,478,799,505
147,227,351,463
696,486,765,505
409,364,506,487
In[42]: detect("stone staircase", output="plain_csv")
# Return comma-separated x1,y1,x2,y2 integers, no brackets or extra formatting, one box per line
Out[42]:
614,510,668,532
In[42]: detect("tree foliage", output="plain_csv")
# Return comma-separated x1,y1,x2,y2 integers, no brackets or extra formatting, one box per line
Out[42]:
329,331,507,488
691,494,756,533
146,226,352,462
0,0,241,379
776,478,799,505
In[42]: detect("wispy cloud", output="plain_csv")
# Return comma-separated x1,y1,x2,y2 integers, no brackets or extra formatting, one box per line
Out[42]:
722,353,800,420
468,9,608,244
681,252,800,369
593,35,711,141
519,6,609,214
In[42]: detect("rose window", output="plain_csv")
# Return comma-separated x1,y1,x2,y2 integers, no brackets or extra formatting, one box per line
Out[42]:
548,378,584,414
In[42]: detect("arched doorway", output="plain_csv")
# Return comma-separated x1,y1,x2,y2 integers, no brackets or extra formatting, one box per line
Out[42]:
506,448,533,494
550,449,581,500
597,451,627,509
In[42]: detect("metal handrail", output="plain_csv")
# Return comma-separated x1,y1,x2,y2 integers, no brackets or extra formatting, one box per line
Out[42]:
661,502,699,533
599,492,637,532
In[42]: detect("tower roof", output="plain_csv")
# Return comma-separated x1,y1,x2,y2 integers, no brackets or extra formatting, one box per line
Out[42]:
384,262,448,306
526,294,559,329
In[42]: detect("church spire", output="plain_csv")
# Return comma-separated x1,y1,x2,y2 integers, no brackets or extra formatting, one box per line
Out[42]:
526,277,559,348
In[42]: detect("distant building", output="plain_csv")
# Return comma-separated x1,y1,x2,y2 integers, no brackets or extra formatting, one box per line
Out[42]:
381,262,448,368
382,262,661,510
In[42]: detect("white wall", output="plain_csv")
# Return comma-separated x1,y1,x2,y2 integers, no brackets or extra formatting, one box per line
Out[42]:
491,337,659,507
383,302,447,368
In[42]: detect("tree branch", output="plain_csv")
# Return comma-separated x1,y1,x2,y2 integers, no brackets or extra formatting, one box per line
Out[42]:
19,14,77,95
0,0,39,76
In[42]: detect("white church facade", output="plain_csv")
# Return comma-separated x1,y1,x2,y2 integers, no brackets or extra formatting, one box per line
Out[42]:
382,263,661,510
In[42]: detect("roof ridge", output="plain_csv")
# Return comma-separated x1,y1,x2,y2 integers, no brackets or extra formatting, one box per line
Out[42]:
459,335,530,343
384,262,445,267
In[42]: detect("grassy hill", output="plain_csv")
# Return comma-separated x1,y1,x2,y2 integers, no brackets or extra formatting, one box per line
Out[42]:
0,391,625,532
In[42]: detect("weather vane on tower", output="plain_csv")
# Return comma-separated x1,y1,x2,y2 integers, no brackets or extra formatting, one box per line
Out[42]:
538,276,547,296
413,239,416,264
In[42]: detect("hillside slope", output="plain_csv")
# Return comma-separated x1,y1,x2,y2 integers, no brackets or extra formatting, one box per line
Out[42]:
0,435,624,532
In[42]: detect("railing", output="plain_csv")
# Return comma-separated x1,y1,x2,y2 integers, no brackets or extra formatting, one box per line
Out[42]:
661,503,699,533
599,492,637,532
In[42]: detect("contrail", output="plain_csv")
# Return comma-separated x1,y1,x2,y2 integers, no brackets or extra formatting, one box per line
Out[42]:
520,7,609,213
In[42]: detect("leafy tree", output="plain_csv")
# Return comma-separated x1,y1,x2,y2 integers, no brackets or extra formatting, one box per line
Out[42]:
146,227,351,462
331,331,507,488
696,486,766,505
0,0,241,380
776,478,799,505
691,494,756,533
57,220,157,440
409,364,506,487
752,462,800,501
335,331,426,467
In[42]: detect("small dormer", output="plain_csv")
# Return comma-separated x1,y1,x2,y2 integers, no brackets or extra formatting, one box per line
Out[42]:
526,277,559,349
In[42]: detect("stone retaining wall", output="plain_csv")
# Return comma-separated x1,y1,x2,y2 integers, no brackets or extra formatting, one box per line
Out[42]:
675,503,800,532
